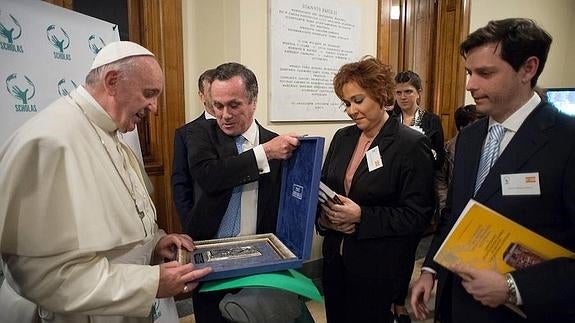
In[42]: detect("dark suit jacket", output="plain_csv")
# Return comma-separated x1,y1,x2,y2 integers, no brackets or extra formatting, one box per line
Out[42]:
320,117,435,279
171,113,205,227
185,119,282,240
425,102,575,322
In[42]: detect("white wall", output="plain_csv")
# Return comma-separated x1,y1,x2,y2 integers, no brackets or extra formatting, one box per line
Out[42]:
182,0,378,260
465,0,575,103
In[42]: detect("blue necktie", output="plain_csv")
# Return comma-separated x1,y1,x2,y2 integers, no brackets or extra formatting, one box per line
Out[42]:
474,124,506,195
217,135,245,237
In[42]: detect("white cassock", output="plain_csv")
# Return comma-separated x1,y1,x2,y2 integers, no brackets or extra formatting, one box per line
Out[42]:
0,86,165,323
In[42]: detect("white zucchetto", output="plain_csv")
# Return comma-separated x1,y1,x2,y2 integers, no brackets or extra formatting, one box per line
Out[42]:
90,41,154,71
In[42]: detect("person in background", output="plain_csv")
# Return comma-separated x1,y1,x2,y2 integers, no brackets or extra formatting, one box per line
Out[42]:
393,71,445,170
185,62,300,323
391,70,445,323
172,68,216,229
317,56,435,323
436,104,481,220
0,41,212,323
411,18,575,322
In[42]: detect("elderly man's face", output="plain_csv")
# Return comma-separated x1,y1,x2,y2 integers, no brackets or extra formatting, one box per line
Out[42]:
211,76,256,136
112,57,164,132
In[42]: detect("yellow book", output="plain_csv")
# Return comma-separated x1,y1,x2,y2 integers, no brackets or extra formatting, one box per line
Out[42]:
434,199,575,318
434,199,575,273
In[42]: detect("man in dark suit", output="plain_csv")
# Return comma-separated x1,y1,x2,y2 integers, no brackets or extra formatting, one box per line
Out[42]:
171,68,216,227
411,18,575,322
185,62,300,323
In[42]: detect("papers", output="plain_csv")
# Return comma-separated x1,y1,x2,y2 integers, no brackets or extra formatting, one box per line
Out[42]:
318,181,342,205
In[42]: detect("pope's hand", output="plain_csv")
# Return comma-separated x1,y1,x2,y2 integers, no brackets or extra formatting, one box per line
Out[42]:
156,261,212,298
155,234,195,260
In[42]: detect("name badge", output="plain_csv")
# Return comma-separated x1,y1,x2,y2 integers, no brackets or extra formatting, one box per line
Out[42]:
501,172,540,196
366,146,383,172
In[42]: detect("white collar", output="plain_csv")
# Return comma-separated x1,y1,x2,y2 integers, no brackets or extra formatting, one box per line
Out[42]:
74,85,118,133
489,92,541,132
240,119,259,146
204,111,216,120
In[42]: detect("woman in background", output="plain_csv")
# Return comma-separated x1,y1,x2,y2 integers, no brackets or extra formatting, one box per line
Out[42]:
317,57,435,323
393,71,444,169
391,70,445,323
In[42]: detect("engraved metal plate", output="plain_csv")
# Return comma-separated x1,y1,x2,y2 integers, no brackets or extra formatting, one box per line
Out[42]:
190,233,299,279
206,246,262,262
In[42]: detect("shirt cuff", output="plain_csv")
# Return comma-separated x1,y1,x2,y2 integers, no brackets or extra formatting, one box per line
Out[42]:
421,266,437,276
253,145,270,174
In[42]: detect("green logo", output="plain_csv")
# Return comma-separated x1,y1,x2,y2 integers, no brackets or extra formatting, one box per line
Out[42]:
6,73,37,112
88,34,105,54
0,10,24,53
57,78,78,96
47,24,71,60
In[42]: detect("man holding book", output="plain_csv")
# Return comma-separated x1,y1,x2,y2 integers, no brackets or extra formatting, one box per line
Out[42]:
411,18,575,322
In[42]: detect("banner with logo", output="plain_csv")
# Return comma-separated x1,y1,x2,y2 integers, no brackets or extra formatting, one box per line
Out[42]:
0,0,141,159
0,2,178,322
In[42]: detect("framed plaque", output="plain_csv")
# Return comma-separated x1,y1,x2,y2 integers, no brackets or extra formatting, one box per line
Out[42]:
191,137,324,281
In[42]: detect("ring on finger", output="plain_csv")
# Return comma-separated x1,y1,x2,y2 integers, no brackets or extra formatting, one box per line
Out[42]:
183,284,189,293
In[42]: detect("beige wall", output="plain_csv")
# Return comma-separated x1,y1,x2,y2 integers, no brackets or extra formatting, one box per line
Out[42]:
182,0,378,260
182,0,574,261
465,0,575,103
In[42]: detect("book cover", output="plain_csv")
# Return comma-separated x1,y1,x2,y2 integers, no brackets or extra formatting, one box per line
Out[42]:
434,199,575,273
434,199,575,318
318,181,342,205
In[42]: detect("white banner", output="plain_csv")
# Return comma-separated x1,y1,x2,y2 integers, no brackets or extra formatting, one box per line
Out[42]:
0,0,141,157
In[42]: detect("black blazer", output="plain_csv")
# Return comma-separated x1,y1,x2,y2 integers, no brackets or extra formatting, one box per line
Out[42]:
320,117,435,279
171,113,205,227
425,102,575,322
392,108,445,170
185,119,282,240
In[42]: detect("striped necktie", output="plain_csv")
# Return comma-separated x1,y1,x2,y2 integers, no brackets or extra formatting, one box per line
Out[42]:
216,135,246,237
474,124,506,195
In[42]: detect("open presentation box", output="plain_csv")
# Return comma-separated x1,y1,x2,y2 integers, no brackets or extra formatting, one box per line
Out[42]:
190,137,325,281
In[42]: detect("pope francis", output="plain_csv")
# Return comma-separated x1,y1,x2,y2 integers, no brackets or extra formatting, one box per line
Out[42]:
0,41,212,322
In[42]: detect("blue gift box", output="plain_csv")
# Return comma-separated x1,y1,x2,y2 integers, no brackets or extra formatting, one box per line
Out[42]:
191,137,324,281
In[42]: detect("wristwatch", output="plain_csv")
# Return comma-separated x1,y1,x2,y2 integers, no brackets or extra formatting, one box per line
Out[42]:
505,273,518,305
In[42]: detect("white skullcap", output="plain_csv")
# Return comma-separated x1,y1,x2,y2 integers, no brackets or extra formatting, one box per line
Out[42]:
90,41,154,70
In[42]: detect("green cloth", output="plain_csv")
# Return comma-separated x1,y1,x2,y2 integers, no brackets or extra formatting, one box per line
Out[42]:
199,269,323,303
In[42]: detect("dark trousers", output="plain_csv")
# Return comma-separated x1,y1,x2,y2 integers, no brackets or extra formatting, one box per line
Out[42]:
393,234,422,306
192,287,241,323
322,253,394,323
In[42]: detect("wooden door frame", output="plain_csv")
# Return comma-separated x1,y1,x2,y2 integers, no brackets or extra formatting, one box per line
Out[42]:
131,0,185,233
378,0,470,139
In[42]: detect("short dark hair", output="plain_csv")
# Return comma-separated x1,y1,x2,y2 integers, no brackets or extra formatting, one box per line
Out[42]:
460,18,552,88
212,62,258,103
394,70,422,91
454,104,479,131
333,56,395,107
197,68,216,93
